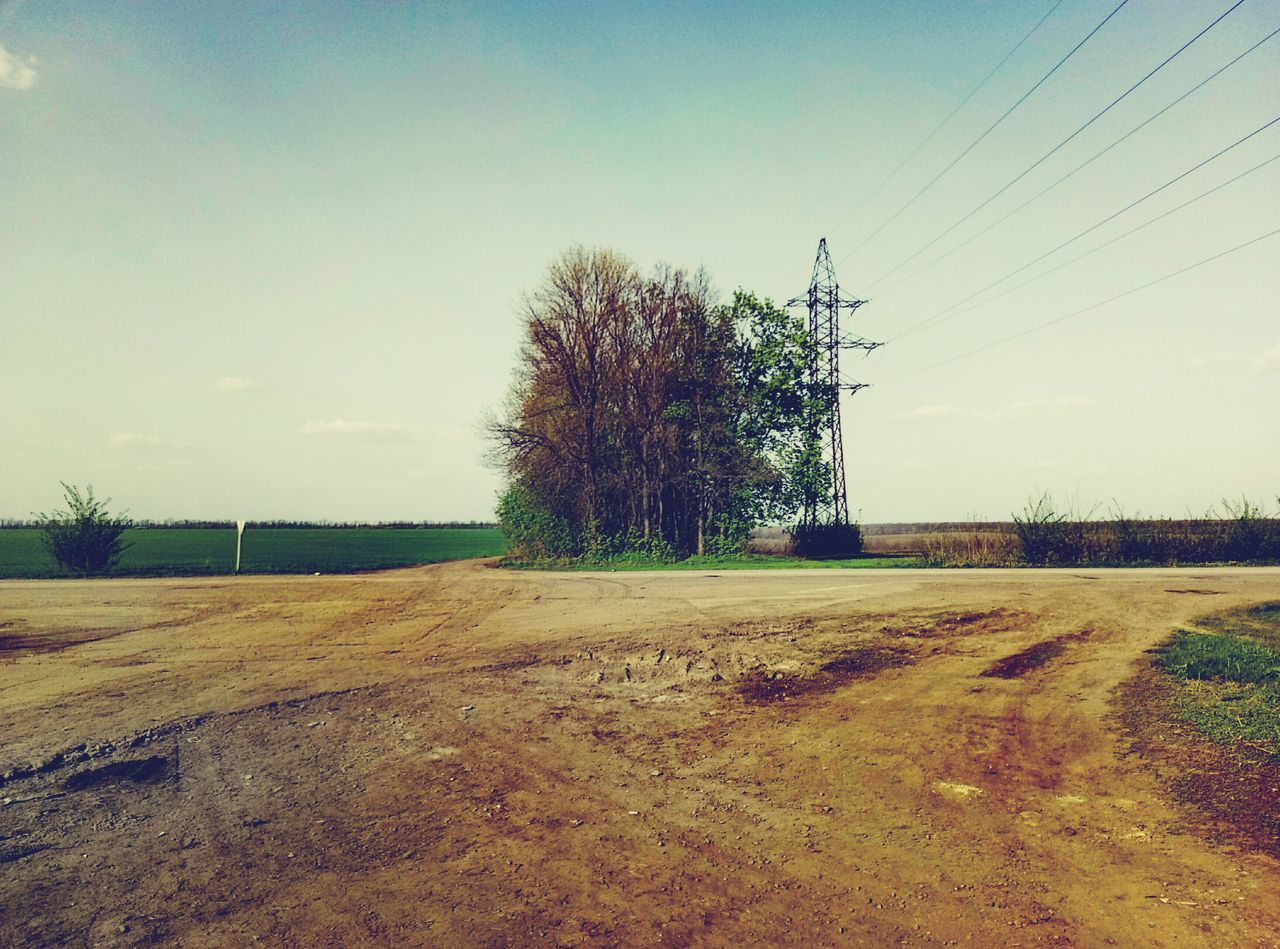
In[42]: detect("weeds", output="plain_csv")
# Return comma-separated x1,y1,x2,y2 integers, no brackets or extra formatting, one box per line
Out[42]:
1012,492,1069,565
924,493,1280,567
920,531,1018,566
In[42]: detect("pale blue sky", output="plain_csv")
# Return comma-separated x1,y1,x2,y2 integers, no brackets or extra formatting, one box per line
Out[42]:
2,0,1277,521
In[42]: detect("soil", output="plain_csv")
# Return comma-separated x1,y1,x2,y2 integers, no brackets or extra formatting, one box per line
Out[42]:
2,562,1280,946
1117,661,1280,863
979,630,1094,680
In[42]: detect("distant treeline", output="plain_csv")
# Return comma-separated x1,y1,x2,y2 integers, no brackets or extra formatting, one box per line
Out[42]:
0,519,498,530
862,522,1012,536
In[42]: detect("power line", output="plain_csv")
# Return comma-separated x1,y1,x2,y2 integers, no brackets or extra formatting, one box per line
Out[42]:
873,225,1280,385
886,113,1280,343
863,0,1251,293
870,23,1280,299
825,0,1066,241
837,0,1134,266
897,150,1280,339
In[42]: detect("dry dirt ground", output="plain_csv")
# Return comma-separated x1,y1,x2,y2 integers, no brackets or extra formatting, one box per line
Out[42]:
3,562,1280,947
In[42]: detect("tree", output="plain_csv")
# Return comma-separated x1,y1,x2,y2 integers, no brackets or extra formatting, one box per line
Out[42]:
35,483,132,575
490,249,833,561
726,291,829,529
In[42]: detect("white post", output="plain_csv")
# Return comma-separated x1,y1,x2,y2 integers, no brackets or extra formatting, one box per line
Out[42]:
235,520,246,573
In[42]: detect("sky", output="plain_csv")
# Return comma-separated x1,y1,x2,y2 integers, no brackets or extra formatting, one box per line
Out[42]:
1,0,1277,523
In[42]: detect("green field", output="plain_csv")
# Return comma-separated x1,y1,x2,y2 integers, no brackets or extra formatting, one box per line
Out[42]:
0,528,507,579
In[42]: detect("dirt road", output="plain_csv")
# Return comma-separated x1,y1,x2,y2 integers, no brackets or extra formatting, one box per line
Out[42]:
3,563,1279,946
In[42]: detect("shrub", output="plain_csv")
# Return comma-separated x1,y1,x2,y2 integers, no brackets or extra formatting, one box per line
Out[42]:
1108,505,1171,564
496,481,577,561
1219,496,1278,562
791,522,862,559
1011,492,1067,565
35,483,132,576
582,530,678,565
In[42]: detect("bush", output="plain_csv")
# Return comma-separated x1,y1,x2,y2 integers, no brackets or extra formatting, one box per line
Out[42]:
582,530,678,565
1109,505,1167,564
35,483,132,576
791,522,863,559
496,481,577,561
1220,496,1279,562
1011,493,1067,565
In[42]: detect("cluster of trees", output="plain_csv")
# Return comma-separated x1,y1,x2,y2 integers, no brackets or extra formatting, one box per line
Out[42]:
489,247,835,560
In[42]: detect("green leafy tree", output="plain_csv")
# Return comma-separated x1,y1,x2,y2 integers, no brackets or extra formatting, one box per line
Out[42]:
727,291,829,526
35,483,132,575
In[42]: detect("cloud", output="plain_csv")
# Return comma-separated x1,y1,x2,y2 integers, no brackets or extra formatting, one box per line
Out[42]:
897,396,1090,423
111,433,177,450
1180,351,1243,370
1052,395,1091,409
110,434,193,465
1008,400,1045,414
1021,459,1111,477
0,46,38,91
137,459,192,475
898,404,968,420
214,376,257,391
860,454,932,471
1253,341,1280,374
1177,345,1280,374
1008,396,1091,414
301,419,418,442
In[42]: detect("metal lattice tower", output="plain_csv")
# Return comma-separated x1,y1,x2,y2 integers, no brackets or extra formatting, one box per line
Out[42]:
788,238,881,528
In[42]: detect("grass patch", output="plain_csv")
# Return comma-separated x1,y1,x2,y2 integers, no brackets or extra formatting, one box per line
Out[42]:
1153,603,1280,758
0,528,507,578
1195,601,1280,649
1171,680,1280,753
1155,632,1280,685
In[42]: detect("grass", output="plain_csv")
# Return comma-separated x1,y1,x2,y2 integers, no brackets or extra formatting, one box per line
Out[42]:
0,528,507,579
1170,680,1280,753
504,553,924,571
1156,632,1280,686
1154,602,1280,757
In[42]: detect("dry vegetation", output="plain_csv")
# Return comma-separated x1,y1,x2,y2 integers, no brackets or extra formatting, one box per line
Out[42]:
830,497,1280,567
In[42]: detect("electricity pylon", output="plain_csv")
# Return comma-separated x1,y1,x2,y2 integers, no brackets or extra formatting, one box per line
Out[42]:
788,238,880,529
